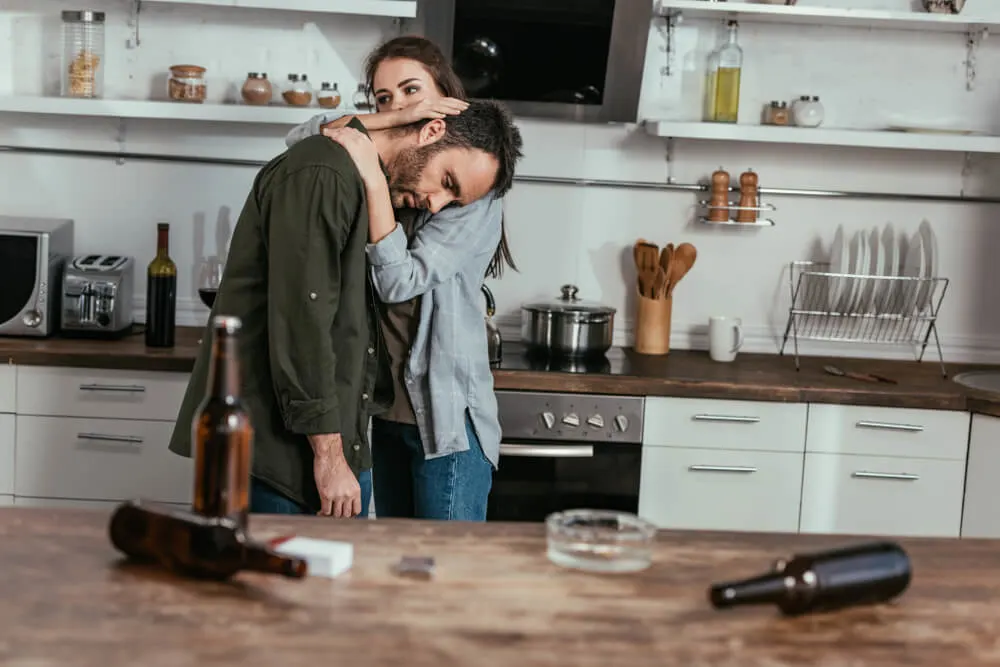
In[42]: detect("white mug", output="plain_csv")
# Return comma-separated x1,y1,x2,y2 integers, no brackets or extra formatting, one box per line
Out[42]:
708,316,744,362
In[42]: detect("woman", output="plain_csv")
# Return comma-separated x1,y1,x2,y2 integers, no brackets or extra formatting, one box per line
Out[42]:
285,36,519,521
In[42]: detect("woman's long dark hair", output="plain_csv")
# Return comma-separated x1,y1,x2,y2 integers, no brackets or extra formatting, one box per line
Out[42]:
364,35,517,280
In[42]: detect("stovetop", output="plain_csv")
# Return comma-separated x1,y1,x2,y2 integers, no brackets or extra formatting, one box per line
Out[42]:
495,344,630,376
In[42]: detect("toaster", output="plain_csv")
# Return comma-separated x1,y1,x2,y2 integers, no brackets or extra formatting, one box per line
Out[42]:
62,254,135,337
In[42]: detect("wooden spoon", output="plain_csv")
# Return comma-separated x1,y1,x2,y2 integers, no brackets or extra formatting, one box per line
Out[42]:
659,245,674,300
666,243,698,298
633,239,660,297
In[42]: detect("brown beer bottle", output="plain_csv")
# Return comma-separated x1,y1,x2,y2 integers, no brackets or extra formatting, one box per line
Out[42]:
108,499,307,580
192,315,252,530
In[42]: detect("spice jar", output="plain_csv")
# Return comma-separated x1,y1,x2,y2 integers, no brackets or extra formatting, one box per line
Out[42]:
168,65,207,103
62,10,105,99
352,83,373,111
792,95,825,128
762,100,790,126
317,82,341,109
282,74,312,107
241,72,272,106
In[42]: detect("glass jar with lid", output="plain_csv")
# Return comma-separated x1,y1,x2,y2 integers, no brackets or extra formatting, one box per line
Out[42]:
241,72,272,106
282,74,313,107
62,10,105,98
317,82,341,109
168,65,207,103
352,83,373,111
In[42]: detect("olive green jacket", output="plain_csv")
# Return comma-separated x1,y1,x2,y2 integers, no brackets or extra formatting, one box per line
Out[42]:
169,120,391,511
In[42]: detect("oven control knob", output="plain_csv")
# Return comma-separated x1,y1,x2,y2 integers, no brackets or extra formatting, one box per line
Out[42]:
561,413,580,427
586,414,605,428
613,415,629,432
541,411,556,429
21,310,42,328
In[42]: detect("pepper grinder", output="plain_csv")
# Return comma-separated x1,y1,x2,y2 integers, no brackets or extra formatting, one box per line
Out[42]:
709,168,731,223
736,169,758,223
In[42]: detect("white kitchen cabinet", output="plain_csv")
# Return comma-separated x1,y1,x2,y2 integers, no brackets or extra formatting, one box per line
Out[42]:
0,364,14,413
0,413,13,497
0,496,12,507
640,397,808,532
639,446,803,532
801,405,969,538
15,415,193,504
961,414,1000,538
16,366,189,422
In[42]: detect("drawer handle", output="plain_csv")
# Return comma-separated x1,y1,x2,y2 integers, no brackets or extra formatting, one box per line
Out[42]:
855,420,923,433
692,414,761,424
500,444,594,458
79,384,147,394
688,465,758,474
77,433,144,445
852,471,919,482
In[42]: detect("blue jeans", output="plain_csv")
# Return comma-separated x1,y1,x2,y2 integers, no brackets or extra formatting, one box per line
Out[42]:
371,415,493,521
249,470,372,518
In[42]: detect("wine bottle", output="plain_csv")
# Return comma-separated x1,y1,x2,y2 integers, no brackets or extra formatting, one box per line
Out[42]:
108,499,307,580
145,222,177,348
192,315,252,532
709,541,912,616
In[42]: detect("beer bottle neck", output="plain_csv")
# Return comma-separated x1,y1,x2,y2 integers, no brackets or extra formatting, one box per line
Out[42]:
207,334,240,400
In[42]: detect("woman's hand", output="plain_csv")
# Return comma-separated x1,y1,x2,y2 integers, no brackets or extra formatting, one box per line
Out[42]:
399,97,468,124
324,127,385,188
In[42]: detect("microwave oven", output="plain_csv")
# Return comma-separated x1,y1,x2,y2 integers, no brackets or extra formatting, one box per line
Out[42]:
0,216,74,337
421,0,652,124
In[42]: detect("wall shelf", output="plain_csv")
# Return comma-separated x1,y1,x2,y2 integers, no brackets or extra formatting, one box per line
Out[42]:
144,0,417,18
645,120,1000,154
656,0,998,33
0,96,339,125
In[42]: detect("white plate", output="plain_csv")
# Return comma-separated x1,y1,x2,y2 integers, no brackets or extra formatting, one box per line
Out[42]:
881,224,901,313
864,226,885,313
900,231,926,315
917,219,938,312
843,230,868,313
827,225,850,311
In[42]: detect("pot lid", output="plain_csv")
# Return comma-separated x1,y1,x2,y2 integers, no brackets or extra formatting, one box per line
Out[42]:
523,284,617,316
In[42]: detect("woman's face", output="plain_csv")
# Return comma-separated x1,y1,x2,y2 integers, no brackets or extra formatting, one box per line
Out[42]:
372,58,443,112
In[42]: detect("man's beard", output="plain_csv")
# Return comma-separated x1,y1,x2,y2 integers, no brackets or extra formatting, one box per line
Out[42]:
387,144,436,210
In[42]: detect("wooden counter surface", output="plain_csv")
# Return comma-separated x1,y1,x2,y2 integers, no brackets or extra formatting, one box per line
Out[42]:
1,508,998,666
2,327,1000,413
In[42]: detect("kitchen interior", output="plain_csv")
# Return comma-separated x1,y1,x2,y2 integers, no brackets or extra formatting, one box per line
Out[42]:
4,0,1000,661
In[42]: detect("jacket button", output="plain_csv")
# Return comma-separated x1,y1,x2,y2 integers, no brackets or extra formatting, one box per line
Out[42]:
362,393,369,401
308,291,317,300
353,444,360,451
367,347,374,355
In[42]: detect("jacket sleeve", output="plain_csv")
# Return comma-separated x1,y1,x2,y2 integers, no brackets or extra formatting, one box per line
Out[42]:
365,195,503,304
263,167,360,435
284,111,351,148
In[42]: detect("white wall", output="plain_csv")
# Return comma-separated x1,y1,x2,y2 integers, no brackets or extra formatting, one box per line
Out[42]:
2,0,1000,363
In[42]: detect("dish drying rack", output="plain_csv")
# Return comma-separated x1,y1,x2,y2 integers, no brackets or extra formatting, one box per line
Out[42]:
779,261,950,376
697,192,776,227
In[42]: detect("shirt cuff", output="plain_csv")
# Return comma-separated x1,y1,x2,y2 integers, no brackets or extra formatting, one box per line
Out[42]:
365,223,408,266
280,397,342,435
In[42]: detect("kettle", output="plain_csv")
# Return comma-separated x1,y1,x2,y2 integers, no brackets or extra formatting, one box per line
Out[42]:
482,284,502,366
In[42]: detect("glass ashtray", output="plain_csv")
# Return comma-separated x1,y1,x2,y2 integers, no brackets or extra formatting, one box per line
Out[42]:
545,509,656,573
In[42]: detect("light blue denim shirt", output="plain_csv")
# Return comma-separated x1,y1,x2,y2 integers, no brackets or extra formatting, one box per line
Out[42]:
285,113,503,467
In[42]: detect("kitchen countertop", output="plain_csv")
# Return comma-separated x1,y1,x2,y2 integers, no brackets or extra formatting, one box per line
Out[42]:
2,507,999,666
2,327,1000,414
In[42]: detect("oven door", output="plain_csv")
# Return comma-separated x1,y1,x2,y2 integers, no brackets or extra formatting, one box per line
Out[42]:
422,0,651,123
486,439,641,522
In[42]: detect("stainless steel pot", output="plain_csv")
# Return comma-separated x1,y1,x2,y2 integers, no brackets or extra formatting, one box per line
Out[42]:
520,284,615,357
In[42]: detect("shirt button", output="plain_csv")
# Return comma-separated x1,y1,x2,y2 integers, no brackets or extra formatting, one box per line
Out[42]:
353,444,360,451
362,393,369,401
308,292,317,300
367,347,375,355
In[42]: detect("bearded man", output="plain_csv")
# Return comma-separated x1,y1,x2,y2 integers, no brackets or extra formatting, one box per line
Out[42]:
168,100,521,519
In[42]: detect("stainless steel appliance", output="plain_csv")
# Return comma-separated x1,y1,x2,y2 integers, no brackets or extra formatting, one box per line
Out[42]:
488,390,645,522
482,284,502,366
0,216,74,337
61,254,135,338
422,0,652,123
521,284,615,357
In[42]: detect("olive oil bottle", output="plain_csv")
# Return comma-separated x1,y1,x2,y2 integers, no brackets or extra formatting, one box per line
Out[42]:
145,222,177,348
711,21,743,124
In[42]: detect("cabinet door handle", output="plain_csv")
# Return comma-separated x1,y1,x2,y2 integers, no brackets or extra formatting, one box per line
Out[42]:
78,384,147,394
499,444,594,458
851,471,919,482
77,433,144,445
692,414,761,424
855,420,923,433
688,465,758,474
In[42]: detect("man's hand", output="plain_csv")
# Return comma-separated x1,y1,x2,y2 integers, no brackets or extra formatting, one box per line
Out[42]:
308,434,361,518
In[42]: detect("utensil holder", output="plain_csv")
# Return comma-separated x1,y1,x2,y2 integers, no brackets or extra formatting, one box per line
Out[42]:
634,291,672,355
